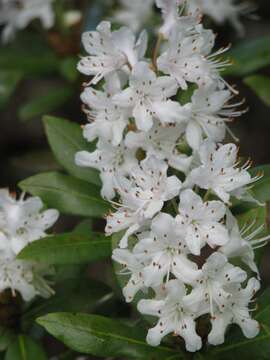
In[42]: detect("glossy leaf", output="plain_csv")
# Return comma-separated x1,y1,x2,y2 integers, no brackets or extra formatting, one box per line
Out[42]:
5,335,47,360
19,87,74,122
224,36,270,77
17,232,111,265
244,75,270,107
43,116,100,185
37,313,180,360
19,172,109,217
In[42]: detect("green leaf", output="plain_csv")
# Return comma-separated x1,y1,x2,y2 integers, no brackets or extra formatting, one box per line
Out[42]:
59,57,79,82
249,165,270,203
244,75,270,107
19,172,109,218
21,279,113,330
224,36,270,77
207,288,270,359
37,313,179,360
17,232,111,265
5,335,47,360
0,70,23,109
43,116,100,186
0,32,59,76
0,326,15,351
19,87,74,122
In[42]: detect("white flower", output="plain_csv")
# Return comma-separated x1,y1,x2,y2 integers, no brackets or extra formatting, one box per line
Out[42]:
113,62,185,131
112,0,154,32
138,279,203,352
187,140,259,204
112,248,146,302
106,157,182,248
0,0,55,43
77,21,148,85
75,140,137,200
125,122,193,173
192,0,255,36
185,252,247,315
81,73,129,146
134,212,202,286
155,0,201,38
182,85,244,150
220,210,270,275
176,189,229,255
0,258,54,301
0,190,59,255
208,278,260,345
157,27,231,90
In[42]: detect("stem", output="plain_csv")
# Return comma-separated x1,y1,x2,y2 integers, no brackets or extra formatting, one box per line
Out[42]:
152,33,163,72
203,189,211,202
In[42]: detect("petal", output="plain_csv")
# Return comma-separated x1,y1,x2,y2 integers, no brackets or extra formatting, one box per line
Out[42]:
172,255,202,284
208,312,231,346
112,87,135,108
133,103,154,131
152,100,187,125
144,200,164,219
186,120,202,150
180,317,202,353
137,299,165,317
146,320,174,346
151,213,175,238
164,176,182,200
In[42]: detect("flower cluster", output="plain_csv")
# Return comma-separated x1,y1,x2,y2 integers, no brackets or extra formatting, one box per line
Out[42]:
76,0,266,352
0,190,59,301
0,0,55,43
113,0,253,35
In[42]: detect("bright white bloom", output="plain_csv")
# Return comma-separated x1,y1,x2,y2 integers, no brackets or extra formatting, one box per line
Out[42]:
156,0,201,38
157,27,231,90
112,0,154,32
106,157,181,248
112,248,146,302
81,74,129,146
208,277,260,345
138,280,203,352
0,190,58,301
220,210,270,275
0,259,53,301
188,141,259,204
0,0,55,43
182,85,244,150
75,140,137,200
125,122,193,173
176,189,229,255
113,62,185,131
134,213,202,286
185,253,247,315
0,190,59,256
78,21,148,85
189,0,255,35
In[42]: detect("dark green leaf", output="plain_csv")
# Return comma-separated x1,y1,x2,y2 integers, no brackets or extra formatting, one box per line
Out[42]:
0,70,23,109
0,32,59,76
21,279,113,329
0,327,15,351
19,172,109,217
244,75,270,107
37,313,179,360
19,87,74,122
17,232,111,265
5,335,47,360
43,116,100,186
249,165,270,203
224,36,270,77
59,57,79,82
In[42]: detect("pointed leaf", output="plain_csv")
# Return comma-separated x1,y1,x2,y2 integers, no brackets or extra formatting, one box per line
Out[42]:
17,232,111,265
37,313,180,360
0,70,23,109
244,75,270,107
43,116,100,186
19,172,109,217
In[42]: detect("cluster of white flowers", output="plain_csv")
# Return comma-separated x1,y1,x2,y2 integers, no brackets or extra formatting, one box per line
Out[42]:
112,0,253,35
76,0,266,352
0,0,55,43
0,190,59,301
